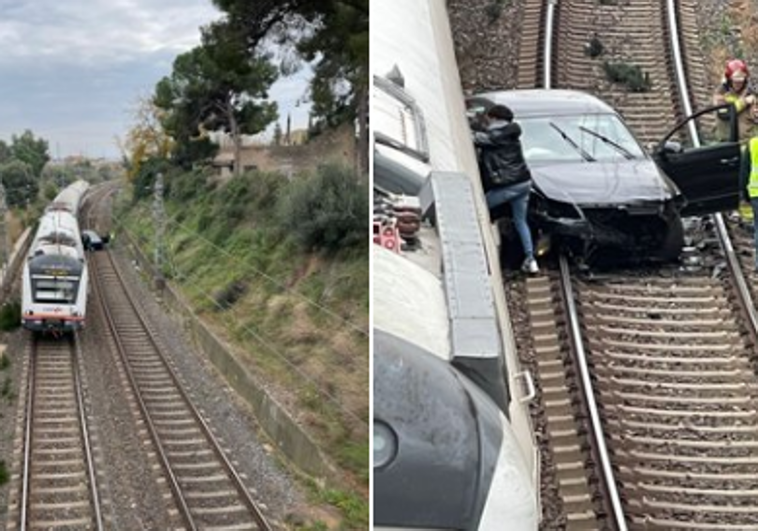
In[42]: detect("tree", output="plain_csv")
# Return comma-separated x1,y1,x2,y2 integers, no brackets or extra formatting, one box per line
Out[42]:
11,130,49,177
0,160,37,208
210,0,369,173
154,22,278,174
0,141,10,164
124,96,174,182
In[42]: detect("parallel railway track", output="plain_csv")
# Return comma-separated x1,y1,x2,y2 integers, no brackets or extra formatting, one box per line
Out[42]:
88,249,271,531
7,335,104,530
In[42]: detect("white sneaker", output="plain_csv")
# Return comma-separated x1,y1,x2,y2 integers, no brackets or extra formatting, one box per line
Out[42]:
522,257,539,274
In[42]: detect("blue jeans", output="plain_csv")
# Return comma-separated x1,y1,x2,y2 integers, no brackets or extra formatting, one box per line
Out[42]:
486,180,534,259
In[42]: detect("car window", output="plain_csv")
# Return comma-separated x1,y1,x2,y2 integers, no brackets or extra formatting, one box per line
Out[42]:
519,113,645,163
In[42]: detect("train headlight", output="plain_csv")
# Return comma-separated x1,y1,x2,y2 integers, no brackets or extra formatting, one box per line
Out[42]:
373,420,397,469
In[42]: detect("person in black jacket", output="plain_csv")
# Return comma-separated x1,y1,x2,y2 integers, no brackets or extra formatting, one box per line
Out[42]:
473,104,538,274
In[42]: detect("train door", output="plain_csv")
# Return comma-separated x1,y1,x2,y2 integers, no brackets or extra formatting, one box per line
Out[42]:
653,104,741,216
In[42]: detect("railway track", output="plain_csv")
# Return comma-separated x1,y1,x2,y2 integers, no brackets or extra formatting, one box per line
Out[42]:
517,0,710,143
6,335,105,530
88,249,271,531
492,0,758,527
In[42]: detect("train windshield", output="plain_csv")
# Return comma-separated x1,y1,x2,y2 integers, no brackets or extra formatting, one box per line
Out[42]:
32,276,80,303
520,113,645,163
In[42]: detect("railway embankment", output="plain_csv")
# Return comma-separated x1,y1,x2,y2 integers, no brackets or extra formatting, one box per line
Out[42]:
114,165,369,529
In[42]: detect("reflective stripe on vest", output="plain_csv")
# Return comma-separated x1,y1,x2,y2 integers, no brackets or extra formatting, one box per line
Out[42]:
749,137,758,198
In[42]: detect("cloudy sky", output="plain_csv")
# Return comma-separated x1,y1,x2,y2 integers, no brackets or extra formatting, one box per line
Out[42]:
0,0,312,159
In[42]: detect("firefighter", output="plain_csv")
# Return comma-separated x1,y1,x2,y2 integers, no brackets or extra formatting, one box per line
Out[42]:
714,59,758,142
739,134,758,270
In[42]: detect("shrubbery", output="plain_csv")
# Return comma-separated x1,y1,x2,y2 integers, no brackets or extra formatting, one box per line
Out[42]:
603,61,651,92
277,164,368,254
0,301,20,331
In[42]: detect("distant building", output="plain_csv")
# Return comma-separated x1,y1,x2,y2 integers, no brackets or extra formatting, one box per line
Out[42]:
211,124,356,179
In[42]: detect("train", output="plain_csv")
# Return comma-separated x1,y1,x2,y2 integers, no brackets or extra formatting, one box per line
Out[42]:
21,180,90,333
372,0,540,529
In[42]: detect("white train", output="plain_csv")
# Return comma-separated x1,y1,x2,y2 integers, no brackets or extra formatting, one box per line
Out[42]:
21,180,90,333
372,0,540,529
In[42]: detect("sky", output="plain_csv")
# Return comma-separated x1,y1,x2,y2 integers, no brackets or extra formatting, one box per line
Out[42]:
0,0,312,160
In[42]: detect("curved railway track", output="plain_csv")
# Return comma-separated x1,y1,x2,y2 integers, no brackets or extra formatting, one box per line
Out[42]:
7,335,104,530
88,248,271,531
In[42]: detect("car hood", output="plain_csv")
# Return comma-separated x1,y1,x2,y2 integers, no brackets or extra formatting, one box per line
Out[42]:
530,159,675,205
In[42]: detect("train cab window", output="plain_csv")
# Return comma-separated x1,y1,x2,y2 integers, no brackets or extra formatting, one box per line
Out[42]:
32,277,79,303
373,73,429,162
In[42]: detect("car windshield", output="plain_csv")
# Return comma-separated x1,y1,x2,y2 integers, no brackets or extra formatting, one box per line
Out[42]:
519,113,645,163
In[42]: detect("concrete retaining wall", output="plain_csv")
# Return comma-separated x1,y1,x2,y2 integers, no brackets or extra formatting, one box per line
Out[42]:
120,228,341,486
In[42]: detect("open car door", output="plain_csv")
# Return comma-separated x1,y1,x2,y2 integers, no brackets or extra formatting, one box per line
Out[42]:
653,104,741,217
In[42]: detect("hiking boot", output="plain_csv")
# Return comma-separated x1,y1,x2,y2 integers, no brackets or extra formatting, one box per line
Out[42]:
522,257,539,274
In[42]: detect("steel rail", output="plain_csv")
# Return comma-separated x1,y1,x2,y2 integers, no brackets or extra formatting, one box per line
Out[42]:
18,337,35,531
72,332,105,530
557,256,628,530
542,3,628,527
664,0,758,339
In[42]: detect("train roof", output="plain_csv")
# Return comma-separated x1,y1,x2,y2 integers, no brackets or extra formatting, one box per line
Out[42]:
469,89,617,118
29,180,88,262
48,180,89,214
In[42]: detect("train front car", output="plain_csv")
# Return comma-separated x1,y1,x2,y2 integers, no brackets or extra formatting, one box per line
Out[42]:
373,0,539,528
22,181,90,333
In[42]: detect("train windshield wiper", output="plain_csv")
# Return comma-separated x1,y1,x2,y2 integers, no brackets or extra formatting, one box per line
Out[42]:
578,126,635,160
549,122,595,161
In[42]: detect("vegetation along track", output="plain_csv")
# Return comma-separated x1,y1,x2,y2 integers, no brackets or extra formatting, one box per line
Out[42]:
88,248,272,531
6,335,105,530
516,0,710,144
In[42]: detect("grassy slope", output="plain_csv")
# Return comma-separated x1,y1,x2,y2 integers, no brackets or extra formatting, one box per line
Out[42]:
119,170,368,528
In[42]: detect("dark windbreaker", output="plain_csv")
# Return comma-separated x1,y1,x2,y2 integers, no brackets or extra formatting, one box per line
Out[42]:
473,121,532,191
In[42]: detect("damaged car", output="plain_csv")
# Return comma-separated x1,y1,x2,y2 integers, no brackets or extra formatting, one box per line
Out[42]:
467,89,741,265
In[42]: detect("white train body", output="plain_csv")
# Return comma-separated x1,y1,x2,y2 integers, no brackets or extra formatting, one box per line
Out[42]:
372,0,540,528
22,180,89,332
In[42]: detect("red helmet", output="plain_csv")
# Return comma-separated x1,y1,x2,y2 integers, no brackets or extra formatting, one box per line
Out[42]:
725,59,749,81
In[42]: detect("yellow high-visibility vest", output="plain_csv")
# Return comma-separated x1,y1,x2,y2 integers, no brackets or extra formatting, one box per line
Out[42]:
748,137,758,199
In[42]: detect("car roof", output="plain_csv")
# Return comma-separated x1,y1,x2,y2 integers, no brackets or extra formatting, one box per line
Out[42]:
468,89,617,118
82,230,101,239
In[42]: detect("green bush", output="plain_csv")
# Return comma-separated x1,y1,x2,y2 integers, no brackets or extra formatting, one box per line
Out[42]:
0,460,7,486
603,61,651,92
0,301,20,331
169,168,211,202
277,164,368,254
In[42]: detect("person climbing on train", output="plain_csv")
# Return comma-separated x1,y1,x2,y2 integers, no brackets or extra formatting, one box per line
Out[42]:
739,134,758,271
472,104,539,274
714,59,758,141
